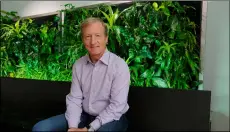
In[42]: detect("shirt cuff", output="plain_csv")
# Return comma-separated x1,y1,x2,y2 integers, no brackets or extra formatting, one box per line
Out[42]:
90,118,101,131
65,113,80,128
67,120,80,128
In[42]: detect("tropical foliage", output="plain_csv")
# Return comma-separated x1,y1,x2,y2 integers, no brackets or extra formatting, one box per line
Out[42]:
0,1,201,89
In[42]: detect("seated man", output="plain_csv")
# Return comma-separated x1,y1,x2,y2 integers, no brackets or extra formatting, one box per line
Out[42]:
32,17,130,132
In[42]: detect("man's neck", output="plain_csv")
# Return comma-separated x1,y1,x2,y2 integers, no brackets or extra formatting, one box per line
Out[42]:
89,49,106,64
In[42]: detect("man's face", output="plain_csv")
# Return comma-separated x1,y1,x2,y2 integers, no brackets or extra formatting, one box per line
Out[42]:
82,22,108,56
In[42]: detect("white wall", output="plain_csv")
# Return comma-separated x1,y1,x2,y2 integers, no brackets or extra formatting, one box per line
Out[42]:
1,1,130,17
204,1,229,131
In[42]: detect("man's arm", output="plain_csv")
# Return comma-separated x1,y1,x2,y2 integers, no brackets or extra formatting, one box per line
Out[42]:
65,61,83,128
89,60,130,131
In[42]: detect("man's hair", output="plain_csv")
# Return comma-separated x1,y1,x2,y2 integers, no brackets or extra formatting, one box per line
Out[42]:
80,17,108,36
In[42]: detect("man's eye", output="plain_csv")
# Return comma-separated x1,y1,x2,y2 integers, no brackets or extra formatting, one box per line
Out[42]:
96,35,100,37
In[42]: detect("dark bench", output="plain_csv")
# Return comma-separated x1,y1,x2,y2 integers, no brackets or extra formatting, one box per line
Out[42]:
1,77,211,131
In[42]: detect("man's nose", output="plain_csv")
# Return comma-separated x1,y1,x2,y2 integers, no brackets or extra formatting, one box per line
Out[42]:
90,36,97,45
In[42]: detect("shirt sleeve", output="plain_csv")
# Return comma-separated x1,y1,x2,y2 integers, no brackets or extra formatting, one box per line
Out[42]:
90,59,130,130
65,61,83,128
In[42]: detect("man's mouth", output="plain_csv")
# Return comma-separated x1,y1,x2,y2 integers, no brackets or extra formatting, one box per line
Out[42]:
91,46,99,48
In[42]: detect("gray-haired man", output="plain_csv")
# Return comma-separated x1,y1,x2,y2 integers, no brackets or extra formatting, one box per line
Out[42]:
32,17,130,132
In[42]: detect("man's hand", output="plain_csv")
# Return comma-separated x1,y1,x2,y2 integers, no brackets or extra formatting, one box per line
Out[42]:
68,127,88,132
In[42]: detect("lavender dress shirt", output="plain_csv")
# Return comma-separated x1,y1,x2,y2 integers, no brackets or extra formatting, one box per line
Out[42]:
65,49,130,130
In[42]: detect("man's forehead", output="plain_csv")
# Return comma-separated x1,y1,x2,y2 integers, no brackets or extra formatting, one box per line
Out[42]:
83,24,105,33
85,21,103,27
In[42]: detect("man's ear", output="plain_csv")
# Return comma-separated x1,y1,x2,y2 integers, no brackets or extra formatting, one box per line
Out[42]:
106,36,109,44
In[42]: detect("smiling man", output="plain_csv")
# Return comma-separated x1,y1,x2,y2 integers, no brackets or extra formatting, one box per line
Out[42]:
32,17,130,132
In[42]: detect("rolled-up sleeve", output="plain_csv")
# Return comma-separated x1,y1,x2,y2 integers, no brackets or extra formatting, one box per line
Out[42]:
90,59,130,130
65,61,83,128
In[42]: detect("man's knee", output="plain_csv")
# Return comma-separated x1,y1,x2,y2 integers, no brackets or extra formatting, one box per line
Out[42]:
32,114,67,131
32,121,43,131
97,117,128,132
32,120,52,131
97,123,128,132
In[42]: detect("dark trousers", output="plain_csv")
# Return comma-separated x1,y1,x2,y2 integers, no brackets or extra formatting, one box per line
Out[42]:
32,111,128,131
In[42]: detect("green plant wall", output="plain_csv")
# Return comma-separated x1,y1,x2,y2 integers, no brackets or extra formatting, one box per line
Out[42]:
0,1,201,90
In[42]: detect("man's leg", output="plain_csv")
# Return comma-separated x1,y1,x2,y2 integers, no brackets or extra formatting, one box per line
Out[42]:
32,114,68,131
32,112,95,131
97,114,128,132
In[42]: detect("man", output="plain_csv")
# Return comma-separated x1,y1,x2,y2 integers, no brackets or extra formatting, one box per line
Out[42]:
32,17,130,132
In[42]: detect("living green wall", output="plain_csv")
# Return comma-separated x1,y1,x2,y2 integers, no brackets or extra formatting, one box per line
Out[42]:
0,1,201,89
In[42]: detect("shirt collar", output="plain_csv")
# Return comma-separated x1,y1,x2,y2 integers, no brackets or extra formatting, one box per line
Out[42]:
86,48,110,65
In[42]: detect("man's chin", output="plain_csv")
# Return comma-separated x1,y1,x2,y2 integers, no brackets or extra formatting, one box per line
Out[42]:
88,51,100,56
88,48,106,56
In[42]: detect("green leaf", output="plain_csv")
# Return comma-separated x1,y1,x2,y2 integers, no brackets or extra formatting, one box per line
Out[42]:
114,8,119,21
140,46,152,59
144,35,155,44
100,10,111,27
154,68,162,76
135,56,142,63
41,46,47,54
158,4,165,11
54,16,60,22
167,31,175,39
130,66,138,78
129,49,135,58
152,77,168,88
170,16,178,31
165,55,172,71
155,57,162,64
140,69,152,79
114,26,121,42
141,70,148,78
160,60,165,69
18,34,23,38
15,19,20,31
163,8,170,16
155,40,161,46
177,31,186,40
146,78,152,87
183,5,196,10
48,47,51,54
152,2,158,10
